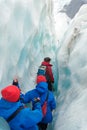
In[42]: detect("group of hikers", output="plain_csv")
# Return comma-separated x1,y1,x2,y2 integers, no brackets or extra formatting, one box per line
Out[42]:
0,57,56,130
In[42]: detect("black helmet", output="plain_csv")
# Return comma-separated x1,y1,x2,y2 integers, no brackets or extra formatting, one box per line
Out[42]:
44,57,51,62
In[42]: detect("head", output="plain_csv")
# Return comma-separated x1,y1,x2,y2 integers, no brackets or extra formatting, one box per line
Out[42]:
1,85,20,102
44,57,51,62
36,75,47,84
12,78,18,86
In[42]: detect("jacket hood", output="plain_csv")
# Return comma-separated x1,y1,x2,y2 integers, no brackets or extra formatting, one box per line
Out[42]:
36,82,48,94
0,98,22,120
41,61,52,66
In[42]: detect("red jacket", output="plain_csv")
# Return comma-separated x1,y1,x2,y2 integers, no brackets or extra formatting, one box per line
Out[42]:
41,61,54,82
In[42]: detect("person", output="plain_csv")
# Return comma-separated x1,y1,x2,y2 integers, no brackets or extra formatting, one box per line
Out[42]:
12,78,24,102
41,57,54,91
12,78,20,89
0,85,43,130
23,75,56,130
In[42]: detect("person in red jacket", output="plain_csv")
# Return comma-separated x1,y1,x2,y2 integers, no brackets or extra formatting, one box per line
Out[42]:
41,57,54,91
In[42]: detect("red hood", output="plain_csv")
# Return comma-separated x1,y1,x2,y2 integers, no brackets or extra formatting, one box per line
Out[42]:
41,61,52,66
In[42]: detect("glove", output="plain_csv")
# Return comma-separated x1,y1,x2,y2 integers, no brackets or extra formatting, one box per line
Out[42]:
33,97,40,103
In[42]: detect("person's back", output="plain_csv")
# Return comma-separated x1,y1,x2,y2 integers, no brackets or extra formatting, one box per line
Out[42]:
41,57,54,91
23,75,56,130
23,75,48,106
0,85,43,130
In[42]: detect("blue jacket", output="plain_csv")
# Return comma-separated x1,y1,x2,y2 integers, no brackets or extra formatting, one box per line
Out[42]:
23,82,56,123
0,98,43,130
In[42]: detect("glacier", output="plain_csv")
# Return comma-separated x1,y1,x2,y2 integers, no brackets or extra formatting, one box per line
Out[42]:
54,4,87,130
0,0,87,130
0,0,58,93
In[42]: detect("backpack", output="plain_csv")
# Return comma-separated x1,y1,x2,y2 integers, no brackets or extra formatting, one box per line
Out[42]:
42,92,49,117
37,65,46,76
37,65,50,81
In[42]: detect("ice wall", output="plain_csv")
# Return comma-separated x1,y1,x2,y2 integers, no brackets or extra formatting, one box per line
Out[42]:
52,0,71,41
0,0,57,93
1,0,87,130
54,4,87,130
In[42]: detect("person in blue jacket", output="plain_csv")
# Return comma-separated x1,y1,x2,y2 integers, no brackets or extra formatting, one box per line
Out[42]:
23,75,56,130
0,85,43,130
